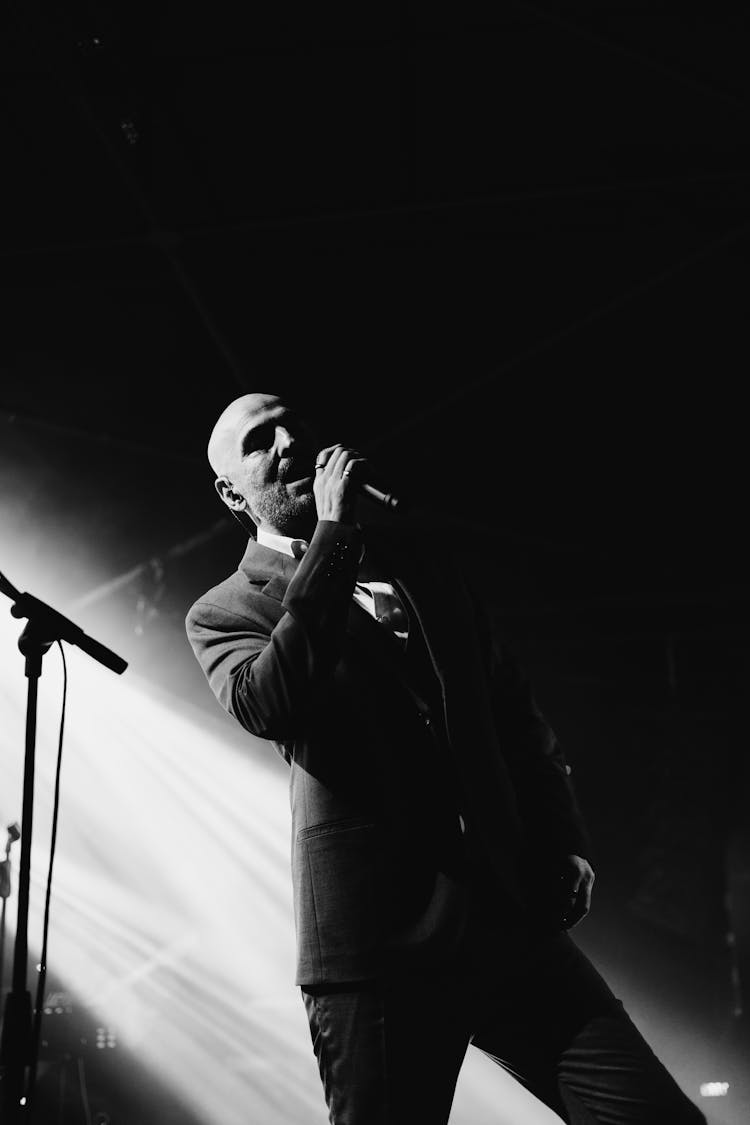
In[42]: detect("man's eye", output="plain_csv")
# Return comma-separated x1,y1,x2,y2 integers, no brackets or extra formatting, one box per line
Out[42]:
245,426,273,454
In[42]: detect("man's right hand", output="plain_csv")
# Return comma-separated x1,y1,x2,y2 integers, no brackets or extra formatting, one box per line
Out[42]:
313,445,367,524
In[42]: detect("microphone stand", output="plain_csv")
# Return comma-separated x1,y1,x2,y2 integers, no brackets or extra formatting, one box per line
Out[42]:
0,569,127,1123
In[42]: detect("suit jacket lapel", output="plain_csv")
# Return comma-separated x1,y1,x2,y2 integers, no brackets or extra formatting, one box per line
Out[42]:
344,593,434,716
238,536,298,600
362,529,459,683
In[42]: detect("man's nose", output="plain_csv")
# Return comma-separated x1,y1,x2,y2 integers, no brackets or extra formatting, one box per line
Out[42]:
274,426,296,455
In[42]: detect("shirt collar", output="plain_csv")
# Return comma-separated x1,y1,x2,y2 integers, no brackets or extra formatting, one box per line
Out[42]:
256,527,301,558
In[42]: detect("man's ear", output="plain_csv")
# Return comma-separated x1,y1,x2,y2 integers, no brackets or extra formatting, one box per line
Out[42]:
215,477,248,512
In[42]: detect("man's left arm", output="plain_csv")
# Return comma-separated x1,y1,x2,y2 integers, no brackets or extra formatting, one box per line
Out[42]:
473,596,595,928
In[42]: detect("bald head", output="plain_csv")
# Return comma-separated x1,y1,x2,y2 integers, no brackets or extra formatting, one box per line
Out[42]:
207,393,284,478
208,392,318,537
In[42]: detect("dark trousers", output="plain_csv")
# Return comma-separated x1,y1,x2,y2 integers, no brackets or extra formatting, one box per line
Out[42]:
301,930,706,1125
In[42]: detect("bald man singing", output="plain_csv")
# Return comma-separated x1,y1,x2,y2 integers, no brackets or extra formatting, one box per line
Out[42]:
186,393,704,1125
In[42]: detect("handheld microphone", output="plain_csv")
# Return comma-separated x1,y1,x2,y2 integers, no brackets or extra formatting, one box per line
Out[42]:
359,481,403,513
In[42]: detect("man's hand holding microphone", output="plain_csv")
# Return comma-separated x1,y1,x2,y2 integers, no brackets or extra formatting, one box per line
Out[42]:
313,444,402,519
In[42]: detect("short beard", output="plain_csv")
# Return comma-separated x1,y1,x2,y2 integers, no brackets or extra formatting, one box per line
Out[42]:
250,483,316,538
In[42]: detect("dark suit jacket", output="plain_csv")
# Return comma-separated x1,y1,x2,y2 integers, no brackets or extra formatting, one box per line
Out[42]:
185,519,590,986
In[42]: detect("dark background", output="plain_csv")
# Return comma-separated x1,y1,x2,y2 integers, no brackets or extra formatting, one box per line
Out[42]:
2,2,749,1122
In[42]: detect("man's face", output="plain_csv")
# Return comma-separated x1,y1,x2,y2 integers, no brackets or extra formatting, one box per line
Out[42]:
215,395,318,537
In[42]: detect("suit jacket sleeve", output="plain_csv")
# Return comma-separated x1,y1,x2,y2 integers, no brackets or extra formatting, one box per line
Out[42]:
471,592,592,862
185,521,362,741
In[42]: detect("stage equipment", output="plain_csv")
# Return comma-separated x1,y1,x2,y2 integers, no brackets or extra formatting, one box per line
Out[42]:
0,569,127,1123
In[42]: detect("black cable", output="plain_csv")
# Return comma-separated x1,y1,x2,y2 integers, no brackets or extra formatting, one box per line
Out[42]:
77,1056,93,1125
229,508,256,539
28,640,67,1107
